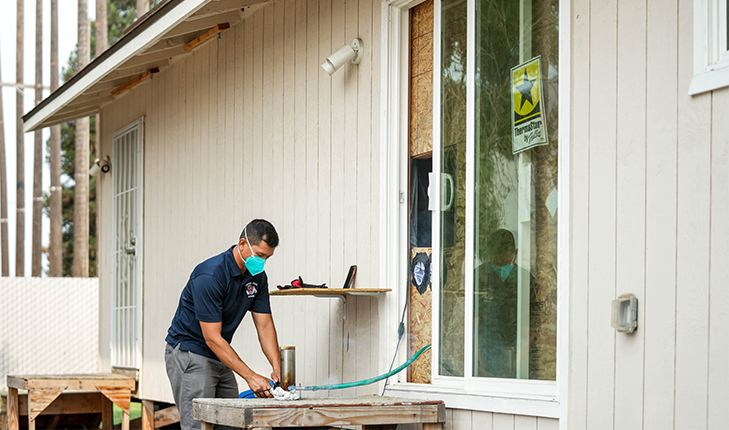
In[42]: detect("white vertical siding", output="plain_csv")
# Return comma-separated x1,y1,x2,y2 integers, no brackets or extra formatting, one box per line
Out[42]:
571,0,729,428
100,0,382,404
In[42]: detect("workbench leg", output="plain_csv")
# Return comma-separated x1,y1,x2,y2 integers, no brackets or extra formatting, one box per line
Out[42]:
201,421,214,430
423,424,444,430
101,394,113,430
141,400,154,430
7,388,18,430
121,409,130,430
1,395,8,430
26,392,35,430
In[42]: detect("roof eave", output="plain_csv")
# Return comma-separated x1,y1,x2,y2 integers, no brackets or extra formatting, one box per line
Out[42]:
22,0,210,132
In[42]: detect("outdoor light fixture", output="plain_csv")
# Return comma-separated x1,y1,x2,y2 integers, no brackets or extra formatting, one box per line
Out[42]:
89,156,111,176
321,38,363,75
611,293,638,333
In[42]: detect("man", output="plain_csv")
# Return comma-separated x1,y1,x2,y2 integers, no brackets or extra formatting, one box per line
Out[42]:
165,219,281,429
475,228,534,378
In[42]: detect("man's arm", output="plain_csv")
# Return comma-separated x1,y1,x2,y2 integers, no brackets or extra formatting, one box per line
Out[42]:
251,312,281,384
199,321,274,398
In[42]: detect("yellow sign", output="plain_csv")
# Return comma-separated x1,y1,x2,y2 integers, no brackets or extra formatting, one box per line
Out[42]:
511,56,548,154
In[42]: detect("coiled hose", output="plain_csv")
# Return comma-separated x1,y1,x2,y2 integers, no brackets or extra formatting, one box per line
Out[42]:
289,344,431,392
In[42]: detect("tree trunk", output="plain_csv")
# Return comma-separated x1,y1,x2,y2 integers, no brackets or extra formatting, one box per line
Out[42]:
49,0,61,276
73,0,90,277
0,34,9,276
32,0,43,276
16,0,24,277
136,0,149,18
95,0,107,279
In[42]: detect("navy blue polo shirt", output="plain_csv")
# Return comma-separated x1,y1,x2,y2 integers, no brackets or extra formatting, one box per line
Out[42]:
165,245,271,360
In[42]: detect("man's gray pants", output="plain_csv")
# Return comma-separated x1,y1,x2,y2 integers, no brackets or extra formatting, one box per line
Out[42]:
165,343,239,430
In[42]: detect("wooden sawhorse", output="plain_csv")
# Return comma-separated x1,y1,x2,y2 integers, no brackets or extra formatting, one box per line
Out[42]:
5,374,135,430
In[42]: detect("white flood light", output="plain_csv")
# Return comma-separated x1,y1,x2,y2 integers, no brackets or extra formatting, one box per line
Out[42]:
611,293,638,333
89,156,111,177
321,38,363,75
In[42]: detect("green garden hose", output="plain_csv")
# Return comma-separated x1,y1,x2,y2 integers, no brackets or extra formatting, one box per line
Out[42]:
289,344,431,392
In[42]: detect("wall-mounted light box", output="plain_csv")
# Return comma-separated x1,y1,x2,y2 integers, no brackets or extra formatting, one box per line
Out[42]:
611,293,638,333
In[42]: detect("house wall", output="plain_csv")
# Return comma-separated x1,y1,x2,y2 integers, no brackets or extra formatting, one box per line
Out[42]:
569,0,729,429
95,0,559,427
100,0,383,404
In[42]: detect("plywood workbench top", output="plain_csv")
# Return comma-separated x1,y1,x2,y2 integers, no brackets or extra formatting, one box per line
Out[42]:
193,395,445,429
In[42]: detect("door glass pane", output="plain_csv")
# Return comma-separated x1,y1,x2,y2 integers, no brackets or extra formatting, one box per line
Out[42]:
472,0,558,380
439,0,467,377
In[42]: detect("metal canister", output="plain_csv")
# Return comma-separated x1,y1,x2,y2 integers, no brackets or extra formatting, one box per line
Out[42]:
280,346,296,390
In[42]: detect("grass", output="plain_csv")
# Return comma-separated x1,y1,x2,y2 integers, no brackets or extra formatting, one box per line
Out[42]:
111,402,142,426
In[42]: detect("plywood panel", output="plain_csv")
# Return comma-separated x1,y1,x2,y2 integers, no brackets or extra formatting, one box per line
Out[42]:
613,0,647,427
536,417,558,430
514,414,536,430
492,412,514,430
450,409,471,430
643,0,678,428
586,0,617,428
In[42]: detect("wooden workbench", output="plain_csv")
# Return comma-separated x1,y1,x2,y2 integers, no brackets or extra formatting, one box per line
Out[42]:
5,374,135,430
192,396,445,429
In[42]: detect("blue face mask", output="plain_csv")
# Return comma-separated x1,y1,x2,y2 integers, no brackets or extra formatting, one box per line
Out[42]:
239,230,266,276
492,264,514,282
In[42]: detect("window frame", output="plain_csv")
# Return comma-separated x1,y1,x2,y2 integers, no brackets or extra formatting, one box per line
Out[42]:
379,0,571,422
689,0,729,95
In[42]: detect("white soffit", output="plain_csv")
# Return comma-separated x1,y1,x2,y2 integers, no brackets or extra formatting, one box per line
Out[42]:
23,0,269,132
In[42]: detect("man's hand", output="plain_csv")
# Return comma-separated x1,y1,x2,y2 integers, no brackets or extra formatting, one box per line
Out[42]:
270,369,281,384
244,372,274,398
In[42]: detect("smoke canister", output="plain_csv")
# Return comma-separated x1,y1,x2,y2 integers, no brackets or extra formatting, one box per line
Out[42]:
280,346,296,390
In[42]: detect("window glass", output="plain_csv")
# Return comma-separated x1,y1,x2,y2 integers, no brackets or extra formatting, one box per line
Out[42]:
439,0,468,377
472,0,559,380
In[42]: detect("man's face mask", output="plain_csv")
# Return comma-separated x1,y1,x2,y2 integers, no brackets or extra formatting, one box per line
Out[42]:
492,264,514,282
239,229,266,276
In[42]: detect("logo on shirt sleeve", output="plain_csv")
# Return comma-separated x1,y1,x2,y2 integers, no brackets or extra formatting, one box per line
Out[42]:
245,282,258,298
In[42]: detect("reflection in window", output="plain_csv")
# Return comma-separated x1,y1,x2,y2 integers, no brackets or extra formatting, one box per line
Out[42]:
439,0,467,377
473,0,559,380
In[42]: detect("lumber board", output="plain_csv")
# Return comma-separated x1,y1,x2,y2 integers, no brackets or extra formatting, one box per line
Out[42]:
183,23,231,52
8,374,135,391
96,387,131,414
101,391,113,430
7,388,18,430
27,389,65,420
1,392,104,416
193,397,444,428
270,288,391,296
1,396,7,430
141,400,154,430
162,11,242,39
111,69,160,97
153,405,179,428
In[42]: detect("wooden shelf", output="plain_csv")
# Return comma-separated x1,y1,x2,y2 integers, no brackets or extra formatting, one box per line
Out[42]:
269,288,390,296
269,288,391,320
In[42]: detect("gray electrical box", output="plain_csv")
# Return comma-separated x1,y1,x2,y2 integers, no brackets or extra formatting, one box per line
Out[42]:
611,293,638,333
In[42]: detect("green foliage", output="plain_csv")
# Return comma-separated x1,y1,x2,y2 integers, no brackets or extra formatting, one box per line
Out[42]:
45,0,135,276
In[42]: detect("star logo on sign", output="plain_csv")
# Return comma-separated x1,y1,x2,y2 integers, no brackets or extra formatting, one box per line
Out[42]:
516,69,537,111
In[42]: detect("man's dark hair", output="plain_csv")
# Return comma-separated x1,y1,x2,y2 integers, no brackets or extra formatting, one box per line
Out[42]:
487,229,516,257
241,219,279,248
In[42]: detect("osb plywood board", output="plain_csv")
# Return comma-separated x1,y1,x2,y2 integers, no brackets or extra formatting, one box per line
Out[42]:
410,0,435,158
408,248,432,384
